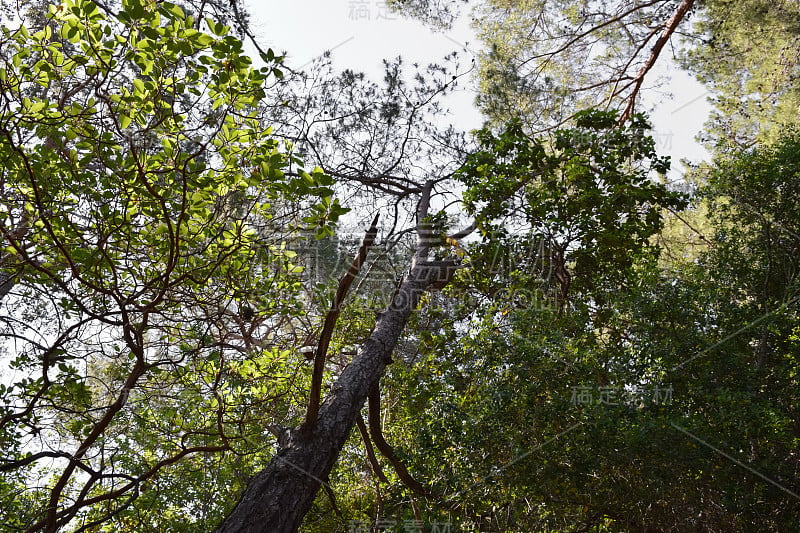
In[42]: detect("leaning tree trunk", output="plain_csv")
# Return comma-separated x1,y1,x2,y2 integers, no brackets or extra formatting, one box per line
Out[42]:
216,182,459,532
216,273,431,532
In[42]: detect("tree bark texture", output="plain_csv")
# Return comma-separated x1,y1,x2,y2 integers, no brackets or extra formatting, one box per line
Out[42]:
215,274,429,533
216,183,448,532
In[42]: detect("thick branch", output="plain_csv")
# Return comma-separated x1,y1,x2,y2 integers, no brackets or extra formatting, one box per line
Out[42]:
415,180,435,254
367,383,434,498
356,415,389,483
302,213,380,432
215,184,454,533
30,355,147,532
446,221,476,241
619,0,696,123
0,212,30,301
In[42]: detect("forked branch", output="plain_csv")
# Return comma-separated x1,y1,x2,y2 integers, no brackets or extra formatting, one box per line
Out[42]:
302,213,381,432
367,382,435,498
619,0,696,123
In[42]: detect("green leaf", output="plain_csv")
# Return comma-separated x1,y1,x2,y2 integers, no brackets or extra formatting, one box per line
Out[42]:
205,18,230,36
123,0,145,18
28,101,45,113
195,33,214,47
162,1,185,20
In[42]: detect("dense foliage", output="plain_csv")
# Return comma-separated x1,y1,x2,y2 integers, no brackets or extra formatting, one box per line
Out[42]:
1,0,798,531
0,0,341,529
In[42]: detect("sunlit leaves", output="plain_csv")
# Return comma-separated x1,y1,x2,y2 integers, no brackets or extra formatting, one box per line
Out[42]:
0,0,340,529
681,0,800,148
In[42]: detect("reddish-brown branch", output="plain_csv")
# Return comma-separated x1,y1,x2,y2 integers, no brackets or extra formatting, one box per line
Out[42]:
215,184,440,532
356,414,389,483
302,212,381,432
367,383,435,498
27,443,229,532
31,353,148,532
619,0,696,123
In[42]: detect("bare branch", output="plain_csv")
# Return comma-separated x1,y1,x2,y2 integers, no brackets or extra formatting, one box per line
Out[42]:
356,415,389,483
367,382,435,498
302,213,381,432
619,0,697,123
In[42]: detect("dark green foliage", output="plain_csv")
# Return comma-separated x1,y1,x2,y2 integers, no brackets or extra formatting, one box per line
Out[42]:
457,109,686,300
304,130,800,532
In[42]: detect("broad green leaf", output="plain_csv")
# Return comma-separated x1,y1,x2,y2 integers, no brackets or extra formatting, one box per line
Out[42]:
205,18,230,36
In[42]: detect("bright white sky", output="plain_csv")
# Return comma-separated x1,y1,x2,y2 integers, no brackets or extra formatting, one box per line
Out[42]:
245,0,712,179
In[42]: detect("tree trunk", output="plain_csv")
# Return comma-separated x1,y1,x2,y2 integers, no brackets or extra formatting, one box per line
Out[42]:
0,216,29,302
215,266,434,532
216,181,459,532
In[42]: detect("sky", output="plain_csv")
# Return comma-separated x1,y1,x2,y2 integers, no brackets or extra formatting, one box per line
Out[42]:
245,0,712,180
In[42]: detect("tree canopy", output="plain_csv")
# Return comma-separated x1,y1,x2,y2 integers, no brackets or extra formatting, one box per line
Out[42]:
1,0,799,531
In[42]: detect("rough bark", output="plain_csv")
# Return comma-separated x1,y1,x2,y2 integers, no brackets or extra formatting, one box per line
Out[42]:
215,182,455,533
215,274,429,532
0,214,30,302
0,265,15,302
